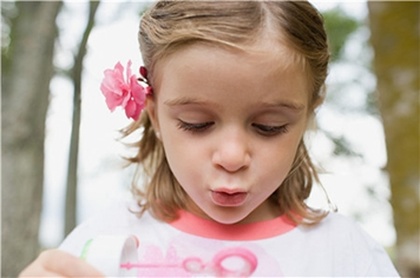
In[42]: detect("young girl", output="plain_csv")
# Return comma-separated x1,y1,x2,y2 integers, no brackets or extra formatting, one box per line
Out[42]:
21,1,399,277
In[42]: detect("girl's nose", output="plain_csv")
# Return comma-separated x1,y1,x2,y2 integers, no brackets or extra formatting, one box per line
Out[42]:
212,129,251,173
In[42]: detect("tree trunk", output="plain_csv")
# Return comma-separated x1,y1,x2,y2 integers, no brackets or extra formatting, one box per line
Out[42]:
64,1,100,236
1,2,62,276
368,2,419,277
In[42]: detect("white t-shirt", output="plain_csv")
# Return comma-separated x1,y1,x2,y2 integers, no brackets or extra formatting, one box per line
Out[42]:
60,200,399,277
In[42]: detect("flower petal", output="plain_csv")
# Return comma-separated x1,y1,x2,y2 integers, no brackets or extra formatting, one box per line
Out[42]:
124,98,141,120
101,84,122,111
130,76,146,104
100,61,131,111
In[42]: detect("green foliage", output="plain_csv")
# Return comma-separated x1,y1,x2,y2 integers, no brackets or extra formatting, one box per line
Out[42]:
332,135,362,158
322,7,360,61
1,2,17,72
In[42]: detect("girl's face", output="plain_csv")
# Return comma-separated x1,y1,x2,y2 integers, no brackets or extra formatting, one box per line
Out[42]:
148,43,310,224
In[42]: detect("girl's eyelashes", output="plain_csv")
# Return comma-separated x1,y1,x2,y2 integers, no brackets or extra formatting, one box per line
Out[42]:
177,120,289,136
177,120,214,133
252,123,289,136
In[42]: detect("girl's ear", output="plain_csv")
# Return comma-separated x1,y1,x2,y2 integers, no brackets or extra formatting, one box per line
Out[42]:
146,96,161,137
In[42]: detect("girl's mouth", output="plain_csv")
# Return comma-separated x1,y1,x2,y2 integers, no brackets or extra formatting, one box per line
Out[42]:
210,190,248,207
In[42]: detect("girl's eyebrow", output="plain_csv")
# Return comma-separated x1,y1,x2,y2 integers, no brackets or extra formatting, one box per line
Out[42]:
256,100,306,111
163,97,211,107
164,97,305,111
163,97,225,111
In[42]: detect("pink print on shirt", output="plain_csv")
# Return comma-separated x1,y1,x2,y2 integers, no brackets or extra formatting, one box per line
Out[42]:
121,245,257,277
120,235,284,277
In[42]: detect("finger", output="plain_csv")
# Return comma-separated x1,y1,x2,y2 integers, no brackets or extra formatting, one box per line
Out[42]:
20,249,104,277
20,257,66,278
42,250,105,277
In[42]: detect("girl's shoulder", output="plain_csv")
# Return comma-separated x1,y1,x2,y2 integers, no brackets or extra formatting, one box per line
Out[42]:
299,211,370,234
297,212,383,250
295,212,399,276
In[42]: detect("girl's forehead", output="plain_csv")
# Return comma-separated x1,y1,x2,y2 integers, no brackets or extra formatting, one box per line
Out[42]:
153,42,310,109
154,40,307,85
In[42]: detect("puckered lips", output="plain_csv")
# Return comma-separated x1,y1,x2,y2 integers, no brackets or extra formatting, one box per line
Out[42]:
210,188,248,207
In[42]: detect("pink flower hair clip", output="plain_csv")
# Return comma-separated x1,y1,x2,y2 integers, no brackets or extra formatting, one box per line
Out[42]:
100,60,153,121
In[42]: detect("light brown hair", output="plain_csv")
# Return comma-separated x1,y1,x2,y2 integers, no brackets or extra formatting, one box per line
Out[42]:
124,0,330,224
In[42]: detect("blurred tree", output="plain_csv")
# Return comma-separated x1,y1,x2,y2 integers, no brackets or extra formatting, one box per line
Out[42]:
368,2,419,277
323,7,360,62
64,0,100,237
1,2,62,276
320,8,363,157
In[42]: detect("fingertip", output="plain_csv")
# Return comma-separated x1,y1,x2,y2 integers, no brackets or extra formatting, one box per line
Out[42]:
43,249,105,277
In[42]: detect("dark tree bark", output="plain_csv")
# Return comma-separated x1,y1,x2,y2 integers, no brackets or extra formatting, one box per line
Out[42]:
1,2,62,276
368,2,420,277
64,1,100,236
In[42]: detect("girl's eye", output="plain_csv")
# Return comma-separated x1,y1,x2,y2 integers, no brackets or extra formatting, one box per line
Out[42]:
177,120,214,133
252,123,289,136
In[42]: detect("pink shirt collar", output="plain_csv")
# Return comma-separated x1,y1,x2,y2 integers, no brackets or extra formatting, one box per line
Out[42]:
170,210,297,241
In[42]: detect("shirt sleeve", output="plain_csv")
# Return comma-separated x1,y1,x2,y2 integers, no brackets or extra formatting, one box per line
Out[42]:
361,231,400,277
339,214,400,277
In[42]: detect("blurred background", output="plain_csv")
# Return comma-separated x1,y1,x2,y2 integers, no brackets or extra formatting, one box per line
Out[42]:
1,1,419,277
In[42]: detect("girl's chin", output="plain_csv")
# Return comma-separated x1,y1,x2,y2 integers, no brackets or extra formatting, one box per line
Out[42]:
185,197,268,225
203,208,253,225
202,201,281,225
186,202,250,224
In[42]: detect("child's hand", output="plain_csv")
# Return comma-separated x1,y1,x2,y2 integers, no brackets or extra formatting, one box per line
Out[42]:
19,249,105,277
